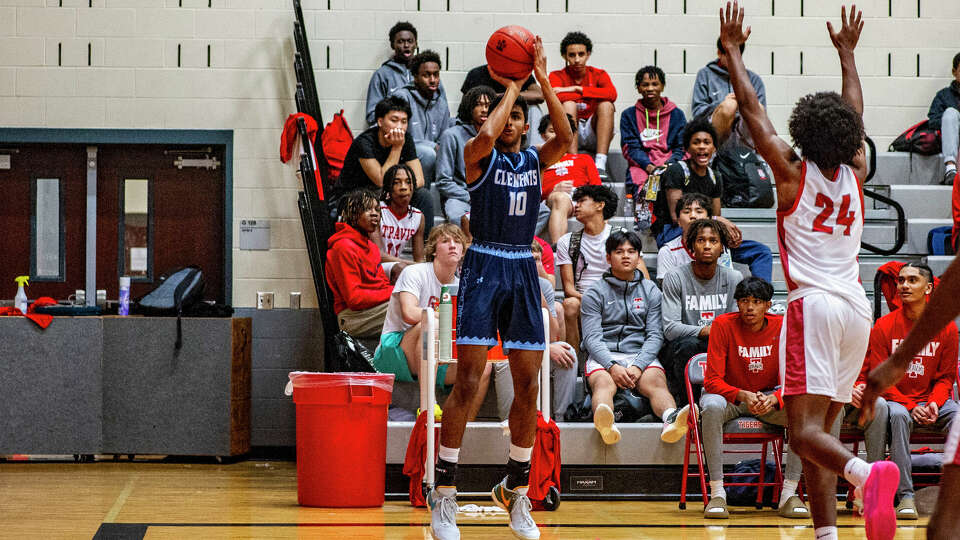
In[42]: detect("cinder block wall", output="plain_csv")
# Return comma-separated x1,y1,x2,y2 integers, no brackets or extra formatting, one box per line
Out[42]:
2,0,957,306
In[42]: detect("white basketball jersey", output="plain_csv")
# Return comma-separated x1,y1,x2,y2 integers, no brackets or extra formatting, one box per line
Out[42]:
777,160,870,316
379,202,422,258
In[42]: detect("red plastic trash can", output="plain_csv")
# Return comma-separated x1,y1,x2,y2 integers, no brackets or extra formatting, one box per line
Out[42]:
289,372,395,507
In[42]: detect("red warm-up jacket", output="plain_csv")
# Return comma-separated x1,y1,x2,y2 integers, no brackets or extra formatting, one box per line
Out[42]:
325,222,392,314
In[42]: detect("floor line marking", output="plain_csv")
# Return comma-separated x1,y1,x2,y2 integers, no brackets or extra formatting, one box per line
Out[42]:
103,476,138,523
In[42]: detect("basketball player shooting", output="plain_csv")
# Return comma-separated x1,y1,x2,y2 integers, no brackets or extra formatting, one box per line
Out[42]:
860,256,960,540
426,35,573,540
719,3,899,540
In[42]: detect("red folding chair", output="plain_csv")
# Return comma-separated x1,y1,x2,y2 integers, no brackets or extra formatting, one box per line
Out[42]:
679,353,786,510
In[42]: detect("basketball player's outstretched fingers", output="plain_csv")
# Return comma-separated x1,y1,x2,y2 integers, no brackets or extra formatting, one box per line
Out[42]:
533,36,546,75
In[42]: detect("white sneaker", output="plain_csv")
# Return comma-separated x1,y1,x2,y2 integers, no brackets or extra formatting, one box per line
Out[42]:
492,478,540,539
428,487,460,540
661,404,693,443
593,403,621,444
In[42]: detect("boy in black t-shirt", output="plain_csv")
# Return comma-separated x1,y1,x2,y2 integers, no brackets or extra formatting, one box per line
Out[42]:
335,96,434,234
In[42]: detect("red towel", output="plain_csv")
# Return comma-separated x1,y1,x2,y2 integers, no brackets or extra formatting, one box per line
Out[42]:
528,411,561,510
0,296,56,328
402,410,439,507
279,112,324,200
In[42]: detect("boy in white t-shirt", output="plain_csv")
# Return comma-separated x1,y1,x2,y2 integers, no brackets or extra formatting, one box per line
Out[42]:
656,192,733,282
373,223,492,419
557,185,650,350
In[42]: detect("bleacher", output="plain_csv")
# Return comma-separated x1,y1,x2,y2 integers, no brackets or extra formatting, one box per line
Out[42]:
382,147,955,498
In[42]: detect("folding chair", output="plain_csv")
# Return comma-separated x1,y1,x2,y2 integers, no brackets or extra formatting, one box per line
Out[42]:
679,353,786,510
839,420,867,508
419,304,552,491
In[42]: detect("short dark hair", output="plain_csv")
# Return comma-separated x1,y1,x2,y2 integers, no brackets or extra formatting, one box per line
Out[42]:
573,184,619,220
735,276,774,302
339,189,379,228
684,218,729,252
388,21,417,43
538,113,576,136
788,91,864,171
374,95,411,120
683,117,718,149
489,93,528,123
381,164,416,202
902,261,935,284
409,49,441,77
458,85,495,123
605,228,643,254
675,192,714,218
953,52,960,72
635,65,666,88
717,37,745,55
561,31,592,55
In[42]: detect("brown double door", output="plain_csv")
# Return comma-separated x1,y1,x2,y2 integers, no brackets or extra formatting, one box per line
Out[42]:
0,144,225,303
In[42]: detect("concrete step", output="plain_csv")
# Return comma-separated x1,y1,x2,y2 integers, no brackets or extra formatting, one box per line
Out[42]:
907,218,954,254
871,152,947,186
886,185,954,220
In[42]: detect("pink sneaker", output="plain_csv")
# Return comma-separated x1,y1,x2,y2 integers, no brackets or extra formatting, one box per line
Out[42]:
862,461,899,540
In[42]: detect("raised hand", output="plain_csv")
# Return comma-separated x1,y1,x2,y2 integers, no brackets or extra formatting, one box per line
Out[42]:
533,36,548,79
487,65,521,94
827,5,864,53
719,1,751,56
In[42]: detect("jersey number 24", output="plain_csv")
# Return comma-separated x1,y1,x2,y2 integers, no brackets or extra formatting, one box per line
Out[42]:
812,193,856,236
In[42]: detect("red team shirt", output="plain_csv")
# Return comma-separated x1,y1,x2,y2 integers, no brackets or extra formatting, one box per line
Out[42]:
858,309,959,410
705,312,784,405
540,153,602,199
548,66,618,121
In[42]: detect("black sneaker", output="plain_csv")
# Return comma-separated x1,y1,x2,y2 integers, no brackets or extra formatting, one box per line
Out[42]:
942,169,956,186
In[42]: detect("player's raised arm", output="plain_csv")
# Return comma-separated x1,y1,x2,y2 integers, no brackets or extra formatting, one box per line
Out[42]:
533,36,573,168
463,73,520,183
719,2,800,189
828,5,868,181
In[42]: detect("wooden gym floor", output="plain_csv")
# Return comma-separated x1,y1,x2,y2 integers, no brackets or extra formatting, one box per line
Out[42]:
0,460,928,540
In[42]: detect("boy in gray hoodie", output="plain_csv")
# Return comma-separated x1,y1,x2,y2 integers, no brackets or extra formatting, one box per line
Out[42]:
390,50,454,188
581,229,689,445
365,22,446,126
692,38,766,150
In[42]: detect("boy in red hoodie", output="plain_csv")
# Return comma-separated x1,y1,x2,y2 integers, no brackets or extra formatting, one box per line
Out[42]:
326,189,394,338
549,31,617,180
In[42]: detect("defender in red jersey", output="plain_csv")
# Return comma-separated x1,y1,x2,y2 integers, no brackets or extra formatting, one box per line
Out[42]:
720,4,897,539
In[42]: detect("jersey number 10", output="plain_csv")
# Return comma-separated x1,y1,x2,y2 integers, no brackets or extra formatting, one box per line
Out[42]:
508,191,528,216
812,193,856,236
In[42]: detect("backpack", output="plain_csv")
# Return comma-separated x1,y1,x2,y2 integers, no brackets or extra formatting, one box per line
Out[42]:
928,225,955,256
135,266,205,350
889,119,941,155
568,230,587,284
726,458,778,506
320,109,353,180
650,161,719,233
713,145,775,208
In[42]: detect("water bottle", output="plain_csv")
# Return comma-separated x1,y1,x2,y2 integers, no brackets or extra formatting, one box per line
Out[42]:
118,276,131,316
438,285,452,361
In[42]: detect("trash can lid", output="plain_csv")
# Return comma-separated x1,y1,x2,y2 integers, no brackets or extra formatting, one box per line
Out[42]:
284,371,395,396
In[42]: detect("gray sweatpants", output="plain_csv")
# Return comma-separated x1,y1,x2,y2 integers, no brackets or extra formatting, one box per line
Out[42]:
842,398,890,463
888,399,958,499
700,393,802,483
943,107,959,164
493,357,577,423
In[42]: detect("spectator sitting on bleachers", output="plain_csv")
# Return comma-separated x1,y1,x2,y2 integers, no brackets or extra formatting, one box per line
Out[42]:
656,193,735,283
365,22,446,126
581,229,691,446
660,219,742,405
336,96,434,236
621,65,687,197
928,52,960,185
540,113,602,243
373,223,492,420
460,64,545,146
858,262,959,520
652,117,773,282
549,31,617,180
435,85,495,238
534,236,556,288
692,38,766,151
700,277,808,519
373,164,425,278
390,50,454,188
326,189,394,339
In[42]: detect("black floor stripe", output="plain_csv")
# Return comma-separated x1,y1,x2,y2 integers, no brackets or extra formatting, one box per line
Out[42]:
91,523,147,540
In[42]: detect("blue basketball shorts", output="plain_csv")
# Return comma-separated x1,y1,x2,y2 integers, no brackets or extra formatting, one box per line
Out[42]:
456,241,545,351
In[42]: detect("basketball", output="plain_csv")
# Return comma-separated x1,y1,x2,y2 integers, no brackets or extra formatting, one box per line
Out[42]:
485,25,535,80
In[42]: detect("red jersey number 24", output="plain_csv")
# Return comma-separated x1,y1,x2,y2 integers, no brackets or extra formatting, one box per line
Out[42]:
812,193,856,235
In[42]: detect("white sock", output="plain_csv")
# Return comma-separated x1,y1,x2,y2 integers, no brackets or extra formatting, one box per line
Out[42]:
843,457,871,487
814,526,838,540
509,444,533,463
710,480,726,500
438,444,460,463
595,153,607,169
662,407,676,423
779,479,798,506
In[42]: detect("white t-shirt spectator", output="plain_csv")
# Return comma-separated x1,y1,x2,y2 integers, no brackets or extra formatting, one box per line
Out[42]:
382,262,459,335
656,235,733,280
555,224,611,294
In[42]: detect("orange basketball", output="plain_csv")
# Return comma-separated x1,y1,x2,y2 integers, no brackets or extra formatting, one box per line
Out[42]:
485,25,535,81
